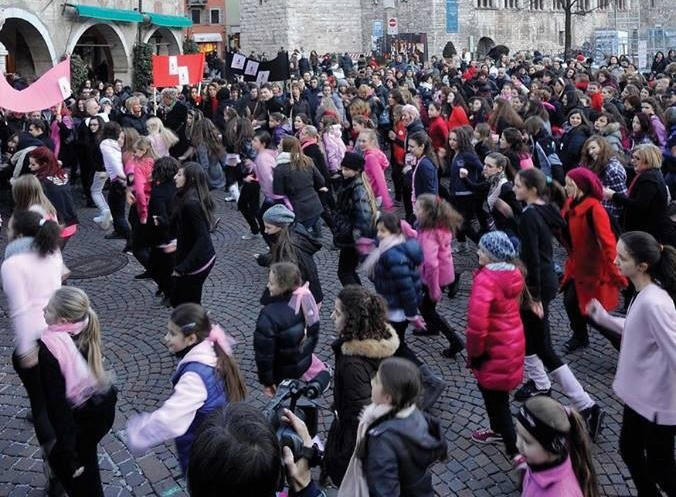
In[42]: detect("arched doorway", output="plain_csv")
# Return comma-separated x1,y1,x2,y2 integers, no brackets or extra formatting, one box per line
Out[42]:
476,36,495,59
67,22,130,83
0,8,56,77
143,27,181,56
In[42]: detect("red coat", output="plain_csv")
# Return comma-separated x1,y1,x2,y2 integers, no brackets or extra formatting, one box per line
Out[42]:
427,116,449,152
466,265,525,391
561,196,627,314
447,106,470,132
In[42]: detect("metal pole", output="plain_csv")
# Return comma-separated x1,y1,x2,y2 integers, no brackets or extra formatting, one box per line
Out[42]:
137,0,142,44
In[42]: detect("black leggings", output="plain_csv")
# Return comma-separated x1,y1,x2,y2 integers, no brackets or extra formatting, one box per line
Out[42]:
419,287,463,347
564,282,622,350
108,181,130,238
390,320,422,367
12,352,55,446
150,247,175,297
49,389,117,497
479,385,518,456
237,181,261,235
452,195,489,244
522,300,564,371
170,259,215,306
619,405,676,497
337,247,361,286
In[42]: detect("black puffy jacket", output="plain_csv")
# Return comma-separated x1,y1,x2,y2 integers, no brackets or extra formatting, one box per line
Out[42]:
364,408,447,497
333,175,376,247
323,326,399,485
254,292,319,387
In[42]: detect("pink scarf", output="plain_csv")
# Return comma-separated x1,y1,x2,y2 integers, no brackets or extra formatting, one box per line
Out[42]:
40,319,98,407
289,282,320,327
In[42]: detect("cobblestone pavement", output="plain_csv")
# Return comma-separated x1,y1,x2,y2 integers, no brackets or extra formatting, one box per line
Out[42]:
0,188,636,497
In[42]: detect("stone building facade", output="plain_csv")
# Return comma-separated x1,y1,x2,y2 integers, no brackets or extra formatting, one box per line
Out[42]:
0,0,188,82
241,0,674,60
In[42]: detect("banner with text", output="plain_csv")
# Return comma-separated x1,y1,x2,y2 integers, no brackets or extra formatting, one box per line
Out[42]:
152,53,205,87
225,52,291,83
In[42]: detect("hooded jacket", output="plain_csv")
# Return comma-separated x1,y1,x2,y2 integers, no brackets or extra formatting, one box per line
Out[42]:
518,203,567,303
374,240,424,318
323,326,400,485
466,263,525,391
598,122,624,152
254,291,319,387
364,407,447,497
364,148,393,210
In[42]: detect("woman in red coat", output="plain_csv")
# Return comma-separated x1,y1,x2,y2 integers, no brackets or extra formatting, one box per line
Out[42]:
561,167,626,352
467,231,525,469
445,91,470,132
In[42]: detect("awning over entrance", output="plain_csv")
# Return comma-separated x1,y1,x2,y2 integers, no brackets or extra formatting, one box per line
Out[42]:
145,13,193,28
67,4,144,23
193,33,223,43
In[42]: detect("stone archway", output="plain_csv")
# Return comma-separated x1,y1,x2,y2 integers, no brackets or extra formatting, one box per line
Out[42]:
0,8,57,77
66,21,130,82
476,36,495,59
143,27,182,55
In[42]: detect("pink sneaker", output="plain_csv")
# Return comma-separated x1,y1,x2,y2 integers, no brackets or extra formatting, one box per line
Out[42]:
471,428,503,444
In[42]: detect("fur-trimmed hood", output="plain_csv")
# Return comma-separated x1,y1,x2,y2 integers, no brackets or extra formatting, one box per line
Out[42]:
340,324,400,359
599,122,621,136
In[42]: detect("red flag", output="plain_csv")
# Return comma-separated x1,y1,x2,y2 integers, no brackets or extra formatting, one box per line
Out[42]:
152,53,205,87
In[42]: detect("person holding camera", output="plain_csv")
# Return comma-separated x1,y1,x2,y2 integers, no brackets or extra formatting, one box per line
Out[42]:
255,262,320,397
126,303,247,475
323,286,400,486
338,357,447,497
188,403,324,497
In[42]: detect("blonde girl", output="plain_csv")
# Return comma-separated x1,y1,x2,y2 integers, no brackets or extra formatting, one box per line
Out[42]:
146,116,179,158
39,287,116,497
12,174,58,220
127,137,155,274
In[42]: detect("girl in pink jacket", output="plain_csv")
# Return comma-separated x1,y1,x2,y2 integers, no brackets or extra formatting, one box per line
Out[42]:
126,137,155,277
516,396,598,497
320,116,346,176
401,194,465,358
466,231,525,467
358,129,393,210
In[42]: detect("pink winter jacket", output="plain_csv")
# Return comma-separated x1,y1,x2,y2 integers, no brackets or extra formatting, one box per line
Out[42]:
322,125,346,173
401,221,455,302
363,148,393,210
129,157,154,223
522,456,583,497
466,263,524,391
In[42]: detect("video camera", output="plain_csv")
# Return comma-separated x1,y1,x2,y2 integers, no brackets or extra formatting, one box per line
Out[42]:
263,370,331,462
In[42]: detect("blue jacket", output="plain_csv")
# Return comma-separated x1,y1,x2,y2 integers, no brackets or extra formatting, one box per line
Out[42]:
172,361,226,474
449,151,482,196
374,240,423,318
413,156,438,199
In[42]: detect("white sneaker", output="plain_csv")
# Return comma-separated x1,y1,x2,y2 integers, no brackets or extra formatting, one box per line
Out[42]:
100,211,112,231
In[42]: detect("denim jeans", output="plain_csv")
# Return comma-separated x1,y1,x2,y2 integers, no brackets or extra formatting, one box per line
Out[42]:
90,171,109,217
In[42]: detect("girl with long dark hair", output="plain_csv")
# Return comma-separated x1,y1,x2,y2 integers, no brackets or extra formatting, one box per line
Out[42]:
170,163,216,306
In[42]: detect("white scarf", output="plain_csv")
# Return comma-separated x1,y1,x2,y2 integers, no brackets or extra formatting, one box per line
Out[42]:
360,234,405,280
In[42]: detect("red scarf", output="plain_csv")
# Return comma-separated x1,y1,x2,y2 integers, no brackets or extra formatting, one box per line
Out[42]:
628,170,644,196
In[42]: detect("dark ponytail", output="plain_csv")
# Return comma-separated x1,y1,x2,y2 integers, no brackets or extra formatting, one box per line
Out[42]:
620,231,676,303
517,168,566,208
10,210,61,256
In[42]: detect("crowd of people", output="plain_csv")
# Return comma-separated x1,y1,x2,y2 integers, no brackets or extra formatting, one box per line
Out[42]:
1,44,676,497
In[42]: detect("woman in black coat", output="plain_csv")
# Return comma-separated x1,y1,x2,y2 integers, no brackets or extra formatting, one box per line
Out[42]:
170,163,216,306
273,136,326,234
558,109,591,173
254,262,319,397
604,143,671,243
323,286,399,486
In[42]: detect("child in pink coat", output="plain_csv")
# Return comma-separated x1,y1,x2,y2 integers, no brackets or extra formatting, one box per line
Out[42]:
467,231,525,468
401,194,465,358
358,129,393,210
517,396,598,497
321,116,346,177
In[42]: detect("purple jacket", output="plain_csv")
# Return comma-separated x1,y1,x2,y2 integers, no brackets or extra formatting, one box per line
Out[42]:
522,457,583,497
253,149,289,207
